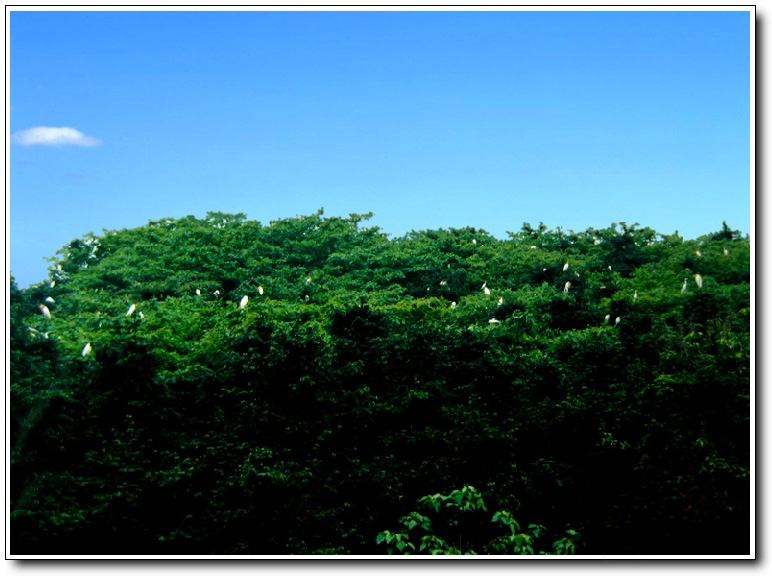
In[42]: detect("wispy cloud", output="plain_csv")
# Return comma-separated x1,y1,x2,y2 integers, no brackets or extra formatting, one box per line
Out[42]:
10,126,102,147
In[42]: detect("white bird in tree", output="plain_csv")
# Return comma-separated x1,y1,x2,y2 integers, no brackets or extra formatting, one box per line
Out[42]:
604,314,611,324
615,316,621,325
138,311,145,319
472,239,477,245
126,304,136,317
196,289,201,295
681,278,688,293
724,248,729,256
484,286,491,295
563,281,571,294
39,304,51,320
214,290,221,296
695,250,702,257
563,262,569,271
306,276,312,284
694,274,703,289
258,286,264,295
50,281,56,288
239,295,249,309
497,297,504,307
633,291,638,300
81,342,92,357
450,301,457,310
44,296,55,305
489,318,500,324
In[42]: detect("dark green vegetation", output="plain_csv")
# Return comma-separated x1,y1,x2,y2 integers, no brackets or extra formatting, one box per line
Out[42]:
10,211,751,555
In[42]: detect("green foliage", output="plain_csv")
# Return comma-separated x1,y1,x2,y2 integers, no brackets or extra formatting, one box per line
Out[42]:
10,213,750,555
376,485,579,555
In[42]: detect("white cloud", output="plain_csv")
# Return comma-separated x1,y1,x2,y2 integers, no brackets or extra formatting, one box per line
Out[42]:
11,126,102,147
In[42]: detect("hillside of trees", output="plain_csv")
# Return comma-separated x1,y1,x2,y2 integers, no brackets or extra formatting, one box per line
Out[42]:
9,210,751,556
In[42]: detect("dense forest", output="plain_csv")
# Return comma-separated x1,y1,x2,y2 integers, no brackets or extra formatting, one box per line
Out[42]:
9,210,751,556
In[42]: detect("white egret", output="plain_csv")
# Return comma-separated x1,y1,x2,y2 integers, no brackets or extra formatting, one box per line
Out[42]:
681,279,688,293
484,286,491,295
214,290,220,295
530,245,537,249
472,239,477,245
563,281,571,294
633,291,638,300
306,276,312,284
450,301,457,310
258,286,264,295
126,304,136,317
81,342,92,357
440,280,447,286
695,250,702,257
196,289,201,295
489,318,500,324
39,304,51,320
138,311,145,319
694,274,703,289
563,262,569,271
497,297,503,307
239,295,249,309
44,296,55,304
604,314,611,324
724,248,729,256
615,317,621,325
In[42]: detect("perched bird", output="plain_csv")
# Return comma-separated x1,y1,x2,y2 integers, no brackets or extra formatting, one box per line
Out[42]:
484,286,491,295
489,318,500,324
633,291,638,300
50,281,56,288
440,280,447,286
214,290,221,295
306,276,312,284
44,296,55,305
138,311,145,319
724,248,729,256
563,262,569,271
530,245,537,249
258,286,264,295
450,301,457,310
694,274,703,289
563,281,571,294
472,239,477,245
497,297,504,307
695,250,702,257
604,314,611,324
196,289,201,295
81,342,92,357
681,279,688,293
126,304,136,317
615,316,621,325
39,304,51,320
239,295,249,309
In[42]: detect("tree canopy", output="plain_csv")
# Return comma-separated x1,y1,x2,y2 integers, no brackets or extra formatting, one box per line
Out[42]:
9,211,751,556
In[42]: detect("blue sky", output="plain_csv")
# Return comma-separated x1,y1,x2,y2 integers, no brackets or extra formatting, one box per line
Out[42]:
8,9,752,288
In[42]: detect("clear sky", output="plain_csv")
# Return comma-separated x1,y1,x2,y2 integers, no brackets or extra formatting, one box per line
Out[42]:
8,8,752,288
